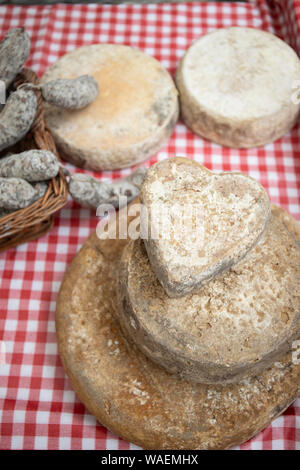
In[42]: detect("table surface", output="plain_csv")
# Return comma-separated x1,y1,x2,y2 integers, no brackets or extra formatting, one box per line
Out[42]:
0,1,299,450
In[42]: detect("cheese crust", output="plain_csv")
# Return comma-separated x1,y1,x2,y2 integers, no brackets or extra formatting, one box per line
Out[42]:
176,27,300,148
42,44,179,170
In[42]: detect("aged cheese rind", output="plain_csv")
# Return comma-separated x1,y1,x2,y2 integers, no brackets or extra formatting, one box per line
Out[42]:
55,203,300,449
117,206,300,384
176,27,300,148
140,157,270,297
41,44,179,170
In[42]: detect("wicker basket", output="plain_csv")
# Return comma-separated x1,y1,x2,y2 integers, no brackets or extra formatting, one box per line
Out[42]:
0,68,68,252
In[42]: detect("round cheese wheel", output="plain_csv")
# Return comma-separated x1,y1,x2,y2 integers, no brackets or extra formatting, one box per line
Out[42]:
176,27,300,148
56,203,300,450
41,44,179,170
117,207,300,384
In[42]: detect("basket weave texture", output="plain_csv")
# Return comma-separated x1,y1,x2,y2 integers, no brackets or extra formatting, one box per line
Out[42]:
0,68,68,252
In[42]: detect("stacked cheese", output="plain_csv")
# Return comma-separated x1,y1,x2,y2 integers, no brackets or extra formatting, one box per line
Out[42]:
117,157,300,384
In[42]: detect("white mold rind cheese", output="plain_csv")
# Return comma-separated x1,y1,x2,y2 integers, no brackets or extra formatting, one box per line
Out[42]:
176,27,300,148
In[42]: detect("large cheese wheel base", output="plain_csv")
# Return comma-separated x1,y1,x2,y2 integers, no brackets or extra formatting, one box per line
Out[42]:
176,27,300,148
42,44,179,170
56,204,300,450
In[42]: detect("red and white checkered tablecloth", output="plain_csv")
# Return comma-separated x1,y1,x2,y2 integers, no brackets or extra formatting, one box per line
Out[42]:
0,0,299,451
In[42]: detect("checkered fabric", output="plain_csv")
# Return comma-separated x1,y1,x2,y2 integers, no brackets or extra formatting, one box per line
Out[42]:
0,1,299,450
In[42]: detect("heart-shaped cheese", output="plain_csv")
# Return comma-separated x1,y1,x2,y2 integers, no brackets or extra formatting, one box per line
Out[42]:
140,157,270,297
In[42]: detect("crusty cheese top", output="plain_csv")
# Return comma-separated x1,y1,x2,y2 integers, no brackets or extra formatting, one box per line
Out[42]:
41,44,178,150
140,158,270,296
181,27,300,120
